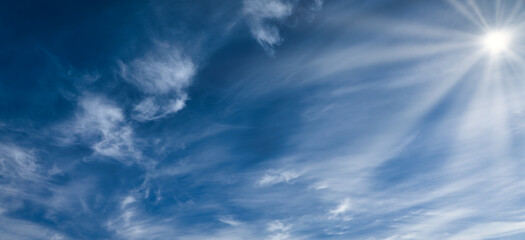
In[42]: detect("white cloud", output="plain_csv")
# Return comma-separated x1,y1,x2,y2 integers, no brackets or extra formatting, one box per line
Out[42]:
0,214,69,240
0,144,37,179
121,49,194,94
243,0,324,54
330,198,351,216
267,220,290,232
0,143,45,217
447,221,525,240
177,220,301,240
179,227,260,240
267,220,293,240
257,169,300,186
67,96,139,162
121,196,136,209
0,144,74,240
108,194,177,240
132,96,186,122
382,234,417,240
268,232,292,240
120,47,195,122
243,0,293,54
218,216,243,226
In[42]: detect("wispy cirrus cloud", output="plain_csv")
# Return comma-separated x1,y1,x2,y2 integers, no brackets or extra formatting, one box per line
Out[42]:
257,169,300,186
0,213,68,240
4,1,525,240
0,143,72,239
107,195,178,240
175,219,300,240
0,143,41,209
243,0,323,54
0,144,37,180
267,220,293,240
218,216,243,227
60,95,140,162
243,0,293,54
329,198,351,217
120,46,196,122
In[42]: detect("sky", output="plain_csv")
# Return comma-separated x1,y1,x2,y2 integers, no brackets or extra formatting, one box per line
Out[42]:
1,0,525,239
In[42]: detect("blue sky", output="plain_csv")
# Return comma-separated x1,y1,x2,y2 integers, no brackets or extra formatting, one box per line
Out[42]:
1,0,525,239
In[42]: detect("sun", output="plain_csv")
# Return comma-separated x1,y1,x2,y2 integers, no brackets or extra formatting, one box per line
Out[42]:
482,30,512,54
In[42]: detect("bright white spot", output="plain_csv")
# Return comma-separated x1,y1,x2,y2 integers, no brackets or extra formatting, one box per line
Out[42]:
483,30,512,54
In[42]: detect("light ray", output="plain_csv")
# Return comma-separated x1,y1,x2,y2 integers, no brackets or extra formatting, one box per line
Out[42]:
503,0,524,26
466,0,489,29
447,0,487,29
310,41,476,79
354,17,478,40
494,0,502,25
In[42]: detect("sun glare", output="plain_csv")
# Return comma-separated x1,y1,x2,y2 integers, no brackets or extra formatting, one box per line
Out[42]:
482,30,512,54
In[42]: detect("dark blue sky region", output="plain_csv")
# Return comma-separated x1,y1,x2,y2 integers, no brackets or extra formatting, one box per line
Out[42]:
2,0,525,239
